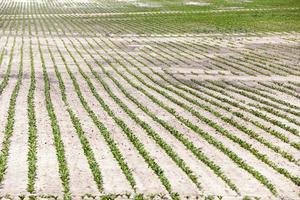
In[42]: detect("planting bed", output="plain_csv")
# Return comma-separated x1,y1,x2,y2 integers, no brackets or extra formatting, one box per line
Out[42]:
0,0,299,199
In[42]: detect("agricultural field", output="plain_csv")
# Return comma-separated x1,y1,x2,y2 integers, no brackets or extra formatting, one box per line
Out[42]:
0,0,299,199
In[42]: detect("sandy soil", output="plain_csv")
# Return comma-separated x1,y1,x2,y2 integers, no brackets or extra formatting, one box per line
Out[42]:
52,38,168,195
92,59,274,197
125,72,299,198
46,37,134,195
0,29,299,199
88,34,300,198
167,77,300,160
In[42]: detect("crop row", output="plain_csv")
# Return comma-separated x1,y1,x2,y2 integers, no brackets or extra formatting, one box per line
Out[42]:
0,0,133,15
174,77,300,151
0,15,21,183
104,36,299,152
58,9,300,150
102,38,300,186
49,14,300,195
44,21,138,195
70,36,241,193
27,37,37,193
54,34,185,199
112,38,300,164
84,37,278,194
39,15,240,195
208,81,299,136
107,36,297,152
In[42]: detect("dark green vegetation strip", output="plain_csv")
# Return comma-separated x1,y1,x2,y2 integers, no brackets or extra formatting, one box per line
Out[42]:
77,9,300,34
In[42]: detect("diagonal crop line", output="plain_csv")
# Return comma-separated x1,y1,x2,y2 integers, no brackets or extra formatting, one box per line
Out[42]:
207,81,300,137
167,74,300,151
106,37,300,162
148,71,298,164
119,54,300,188
101,38,300,173
89,37,278,195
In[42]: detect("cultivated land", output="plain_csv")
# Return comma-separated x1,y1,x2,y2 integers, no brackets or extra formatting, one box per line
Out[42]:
0,0,299,199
